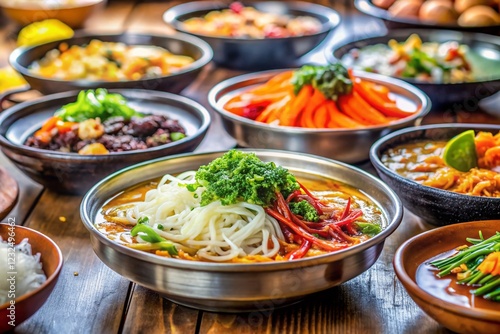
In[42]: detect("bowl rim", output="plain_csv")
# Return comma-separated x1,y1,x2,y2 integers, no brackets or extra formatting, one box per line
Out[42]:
393,219,500,321
1,0,105,10
207,68,431,133
0,88,212,159
354,0,500,30
328,28,500,86
0,223,63,310
163,0,341,42
80,148,403,271
9,32,213,85
369,123,500,202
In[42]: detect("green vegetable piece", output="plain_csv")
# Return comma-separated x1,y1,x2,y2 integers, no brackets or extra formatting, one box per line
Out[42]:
442,130,478,172
55,88,143,122
170,132,186,141
355,222,382,236
130,224,177,255
291,63,353,100
289,200,319,222
189,149,300,207
137,216,149,224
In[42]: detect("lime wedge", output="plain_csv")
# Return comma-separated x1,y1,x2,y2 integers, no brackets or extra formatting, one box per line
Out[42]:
442,130,478,172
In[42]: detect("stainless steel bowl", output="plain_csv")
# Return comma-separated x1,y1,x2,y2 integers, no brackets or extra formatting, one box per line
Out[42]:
208,70,430,163
9,32,213,95
0,89,211,194
163,1,340,70
80,150,403,312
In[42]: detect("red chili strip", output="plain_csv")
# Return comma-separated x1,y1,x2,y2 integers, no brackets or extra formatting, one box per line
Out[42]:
340,198,352,220
286,190,302,203
289,239,312,260
296,195,324,215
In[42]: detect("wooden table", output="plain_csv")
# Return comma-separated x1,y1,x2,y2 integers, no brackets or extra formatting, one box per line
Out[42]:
1,1,499,333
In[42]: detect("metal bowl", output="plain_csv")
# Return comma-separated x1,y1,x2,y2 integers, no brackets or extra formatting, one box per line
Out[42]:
330,29,500,108
0,223,63,332
9,33,213,95
0,89,211,194
163,1,340,70
354,0,500,35
208,69,430,163
370,124,500,226
80,149,403,312
394,220,500,333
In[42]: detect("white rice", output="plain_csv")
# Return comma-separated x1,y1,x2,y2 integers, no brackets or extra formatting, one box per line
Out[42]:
0,237,47,305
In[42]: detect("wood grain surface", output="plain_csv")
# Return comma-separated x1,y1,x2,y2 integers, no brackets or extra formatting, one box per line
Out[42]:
0,166,18,221
0,1,497,333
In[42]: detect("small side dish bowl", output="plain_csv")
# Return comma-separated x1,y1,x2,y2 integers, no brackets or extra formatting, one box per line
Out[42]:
0,89,211,194
163,1,340,70
370,124,500,226
208,69,430,163
0,224,63,332
394,220,500,334
9,33,213,95
0,0,106,28
80,149,403,312
330,29,500,108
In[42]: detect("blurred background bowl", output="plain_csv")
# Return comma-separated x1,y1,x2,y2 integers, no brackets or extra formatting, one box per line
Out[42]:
80,149,403,312
208,69,430,164
163,1,340,70
354,0,500,35
0,0,106,28
0,89,211,194
0,223,63,332
393,220,500,334
9,32,213,95
370,123,500,226
330,29,500,108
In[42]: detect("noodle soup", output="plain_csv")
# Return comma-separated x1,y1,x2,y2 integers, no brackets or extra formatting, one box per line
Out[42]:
95,156,386,264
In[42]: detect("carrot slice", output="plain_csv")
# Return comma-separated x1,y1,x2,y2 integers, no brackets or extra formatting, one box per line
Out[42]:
337,96,371,126
326,101,363,128
350,91,389,125
313,104,330,128
280,85,313,126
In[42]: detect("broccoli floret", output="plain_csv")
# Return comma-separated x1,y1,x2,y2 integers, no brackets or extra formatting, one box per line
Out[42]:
187,150,299,206
289,200,319,222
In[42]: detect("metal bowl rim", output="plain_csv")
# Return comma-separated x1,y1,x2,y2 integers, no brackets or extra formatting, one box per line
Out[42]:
393,219,500,321
208,68,431,133
369,123,500,202
80,148,403,271
0,88,211,160
9,32,214,85
163,0,341,42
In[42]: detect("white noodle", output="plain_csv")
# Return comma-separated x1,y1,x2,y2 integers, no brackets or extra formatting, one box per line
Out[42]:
127,172,284,261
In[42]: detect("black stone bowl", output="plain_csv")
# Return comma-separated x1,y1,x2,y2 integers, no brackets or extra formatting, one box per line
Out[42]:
370,124,500,226
0,89,211,194
9,33,213,95
329,29,500,109
163,1,340,70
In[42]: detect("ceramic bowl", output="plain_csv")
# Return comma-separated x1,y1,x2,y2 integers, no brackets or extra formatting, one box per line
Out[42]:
370,124,500,225
394,220,500,334
0,223,63,332
0,0,106,28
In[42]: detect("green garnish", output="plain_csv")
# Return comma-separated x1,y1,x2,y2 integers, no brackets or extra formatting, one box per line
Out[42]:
355,222,382,236
187,149,299,206
130,222,177,255
291,63,352,100
442,130,478,172
289,200,319,222
170,132,186,141
55,88,143,122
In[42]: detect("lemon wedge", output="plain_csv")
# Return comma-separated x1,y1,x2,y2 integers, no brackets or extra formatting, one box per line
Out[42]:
442,130,478,172
17,19,74,47
0,67,27,93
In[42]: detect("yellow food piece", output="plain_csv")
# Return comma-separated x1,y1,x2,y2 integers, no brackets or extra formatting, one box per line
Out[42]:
78,143,109,155
0,66,27,93
17,19,74,47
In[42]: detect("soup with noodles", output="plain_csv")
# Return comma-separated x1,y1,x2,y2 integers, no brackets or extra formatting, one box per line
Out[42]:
96,150,385,263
